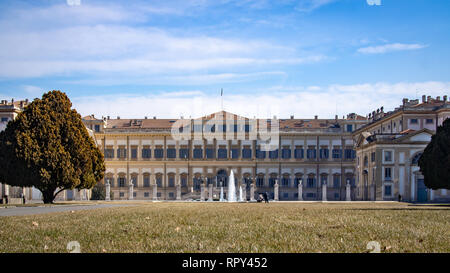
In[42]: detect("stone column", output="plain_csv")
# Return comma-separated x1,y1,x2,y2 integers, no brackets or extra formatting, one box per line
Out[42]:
105,181,111,201
200,183,205,201
346,181,351,201
250,183,255,201
208,183,213,201
322,181,327,201
298,179,303,201
128,181,134,200
176,184,181,200
274,180,279,201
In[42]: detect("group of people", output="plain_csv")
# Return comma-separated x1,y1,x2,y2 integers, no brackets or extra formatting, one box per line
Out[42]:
257,192,269,203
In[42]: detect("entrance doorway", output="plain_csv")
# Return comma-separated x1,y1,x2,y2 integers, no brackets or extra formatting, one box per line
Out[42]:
217,169,228,187
417,179,428,202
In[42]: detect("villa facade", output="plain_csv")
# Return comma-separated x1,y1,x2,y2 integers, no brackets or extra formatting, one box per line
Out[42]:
1,95,449,202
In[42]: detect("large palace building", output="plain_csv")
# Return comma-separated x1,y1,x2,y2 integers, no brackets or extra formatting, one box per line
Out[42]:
1,95,449,203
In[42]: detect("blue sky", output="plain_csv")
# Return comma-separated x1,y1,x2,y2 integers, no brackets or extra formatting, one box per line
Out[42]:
0,0,449,118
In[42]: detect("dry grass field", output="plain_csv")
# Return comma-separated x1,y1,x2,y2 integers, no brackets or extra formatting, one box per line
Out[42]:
0,202,449,253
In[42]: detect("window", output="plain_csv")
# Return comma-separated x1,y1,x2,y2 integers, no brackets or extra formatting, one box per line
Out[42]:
281,177,290,187
282,148,291,159
117,148,127,159
307,177,316,188
1,117,8,122
118,177,126,187
179,148,189,159
193,148,202,159
321,176,327,186
283,193,289,199
384,185,392,196
245,124,251,132
332,149,342,159
169,192,174,198
320,148,329,159
344,149,353,159
256,177,264,187
142,148,151,159
256,149,266,159
384,151,392,162
385,168,392,180
144,192,150,198
410,119,418,124
133,192,136,197
307,148,316,159
346,124,353,132
269,149,278,159
105,148,114,159
364,156,368,167
94,124,100,132
181,177,187,187
242,148,252,158
231,148,239,159
426,119,433,124
371,152,376,162
333,176,340,188
306,193,316,198
143,176,150,187
154,148,164,158
167,148,176,158
206,148,214,159
295,148,304,159
156,176,162,187
119,192,124,197
168,176,175,187
131,148,137,159
218,148,227,159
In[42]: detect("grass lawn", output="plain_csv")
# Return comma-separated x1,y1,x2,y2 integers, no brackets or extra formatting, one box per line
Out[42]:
0,202,449,253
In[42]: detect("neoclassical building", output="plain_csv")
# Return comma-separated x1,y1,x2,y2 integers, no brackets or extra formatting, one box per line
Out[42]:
81,110,367,201
353,95,450,202
1,95,449,202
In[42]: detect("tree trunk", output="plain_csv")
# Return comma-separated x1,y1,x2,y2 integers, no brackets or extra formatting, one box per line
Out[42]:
42,189,55,204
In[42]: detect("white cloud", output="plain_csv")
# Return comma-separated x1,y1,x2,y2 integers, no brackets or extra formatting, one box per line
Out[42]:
23,85,44,96
357,43,428,54
295,0,337,12
71,81,450,119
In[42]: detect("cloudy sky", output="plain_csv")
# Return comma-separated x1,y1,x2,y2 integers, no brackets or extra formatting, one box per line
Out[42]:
0,0,449,119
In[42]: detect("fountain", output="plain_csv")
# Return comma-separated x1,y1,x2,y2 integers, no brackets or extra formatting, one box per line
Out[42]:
227,170,237,202
238,185,243,202
220,187,224,202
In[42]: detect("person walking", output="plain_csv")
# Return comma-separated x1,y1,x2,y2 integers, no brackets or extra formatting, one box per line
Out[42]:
263,192,269,203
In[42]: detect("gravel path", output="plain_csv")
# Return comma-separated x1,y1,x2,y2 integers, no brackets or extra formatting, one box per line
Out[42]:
0,204,136,216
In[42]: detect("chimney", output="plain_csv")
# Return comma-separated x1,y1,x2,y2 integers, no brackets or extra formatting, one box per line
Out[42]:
107,116,110,120
380,106,384,113
427,96,431,102
153,116,156,119
314,115,318,120
402,98,408,105
117,116,120,119
290,115,294,119
335,115,338,121
422,95,426,103
144,116,147,119
444,95,448,102
437,96,441,101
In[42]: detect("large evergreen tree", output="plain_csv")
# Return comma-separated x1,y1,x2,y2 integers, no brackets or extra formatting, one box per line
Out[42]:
418,118,450,190
0,91,105,203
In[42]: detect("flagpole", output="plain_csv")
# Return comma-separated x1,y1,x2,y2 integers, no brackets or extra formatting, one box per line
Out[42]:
221,88,223,111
